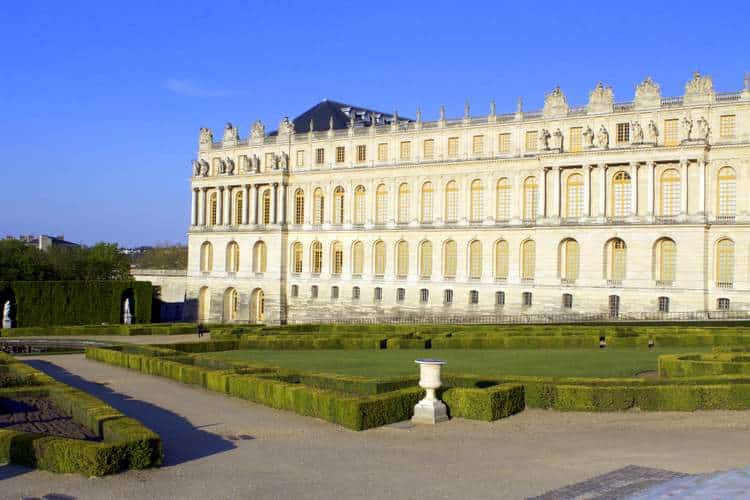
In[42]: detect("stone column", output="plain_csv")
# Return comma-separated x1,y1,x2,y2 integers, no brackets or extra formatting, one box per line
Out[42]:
630,162,638,216
510,174,519,221
271,183,278,224
253,184,260,225
551,166,560,218
199,188,207,226
647,161,655,216
190,189,197,226
598,164,607,218
699,160,707,215
680,159,689,215
217,187,224,225
280,184,288,225
242,185,250,225
225,186,233,225
582,165,591,217
537,168,546,219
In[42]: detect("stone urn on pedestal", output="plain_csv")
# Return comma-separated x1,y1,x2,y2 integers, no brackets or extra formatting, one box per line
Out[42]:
412,358,448,424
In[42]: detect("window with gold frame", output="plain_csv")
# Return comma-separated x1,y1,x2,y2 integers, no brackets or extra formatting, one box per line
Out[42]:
443,240,457,278
447,137,459,157
655,238,676,283
377,143,388,161
352,241,364,275
375,184,388,224
423,139,435,159
356,145,366,163
664,119,679,146
294,189,305,224
561,239,579,281
335,146,345,163
494,240,509,279
720,115,736,139
373,240,386,276
399,141,411,160
419,240,432,278
295,150,305,167
397,183,410,223
496,178,511,220
472,135,484,154
569,127,582,152
660,168,680,216
468,240,482,279
523,176,538,220
234,191,243,225
332,186,345,224
315,148,325,164
718,166,736,216
444,181,458,222
421,181,433,223
612,171,632,217
498,133,511,153
716,238,734,286
331,241,343,275
292,242,303,273
616,123,630,144
521,240,536,279
565,173,583,218
470,179,483,222
396,240,409,277
353,185,366,224
525,131,538,151
311,241,323,274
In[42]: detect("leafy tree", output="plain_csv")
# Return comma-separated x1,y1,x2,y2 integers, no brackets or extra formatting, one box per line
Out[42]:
131,244,187,270
0,240,55,281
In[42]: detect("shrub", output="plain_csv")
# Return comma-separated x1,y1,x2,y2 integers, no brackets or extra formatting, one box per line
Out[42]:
442,384,525,421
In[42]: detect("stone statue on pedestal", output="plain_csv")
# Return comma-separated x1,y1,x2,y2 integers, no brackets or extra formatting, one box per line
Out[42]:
681,117,693,142
630,121,644,144
583,126,594,148
695,116,710,142
538,129,551,150
597,125,609,149
552,129,563,150
647,120,659,143
123,298,133,325
2,301,11,329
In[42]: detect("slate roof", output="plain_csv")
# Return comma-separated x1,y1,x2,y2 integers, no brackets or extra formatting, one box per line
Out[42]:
270,100,411,135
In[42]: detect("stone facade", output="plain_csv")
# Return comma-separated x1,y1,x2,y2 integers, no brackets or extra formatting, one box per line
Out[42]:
182,74,750,325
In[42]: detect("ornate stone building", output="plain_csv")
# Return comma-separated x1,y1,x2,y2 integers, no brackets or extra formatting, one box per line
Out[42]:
184,73,750,324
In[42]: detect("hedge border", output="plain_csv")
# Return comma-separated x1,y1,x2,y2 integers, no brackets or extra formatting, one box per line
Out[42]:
2,323,196,338
659,352,750,378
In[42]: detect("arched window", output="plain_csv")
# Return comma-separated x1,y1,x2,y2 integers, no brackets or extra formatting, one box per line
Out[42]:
311,241,323,274
559,239,579,282
716,238,735,286
654,238,676,283
209,192,218,226
521,240,535,280
294,189,305,224
605,238,626,281
470,179,483,222
291,242,303,273
313,188,325,224
494,240,509,279
333,186,345,225
444,181,458,222
253,241,267,273
419,240,432,278
421,182,433,223
376,184,388,224
523,177,538,220
718,167,736,217
234,191,244,225
352,241,364,275
262,189,271,224
443,240,457,278
331,241,343,275
200,241,213,272
226,241,240,273
396,240,409,277
198,286,210,321
373,240,386,276
397,183,410,224
353,185,366,224
612,171,631,217
468,240,482,279
225,288,239,321
661,169,680,216
496,178,511,221
566,173,583,218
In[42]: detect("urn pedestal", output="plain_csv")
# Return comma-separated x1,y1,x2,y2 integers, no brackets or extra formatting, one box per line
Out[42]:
412,359,448,424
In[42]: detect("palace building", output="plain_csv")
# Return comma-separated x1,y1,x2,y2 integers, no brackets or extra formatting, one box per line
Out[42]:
176,72,750,324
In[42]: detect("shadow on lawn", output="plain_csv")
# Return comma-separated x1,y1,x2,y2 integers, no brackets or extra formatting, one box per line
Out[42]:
26,360,237,466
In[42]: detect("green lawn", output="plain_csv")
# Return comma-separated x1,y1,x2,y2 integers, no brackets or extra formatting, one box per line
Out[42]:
198,347,712,378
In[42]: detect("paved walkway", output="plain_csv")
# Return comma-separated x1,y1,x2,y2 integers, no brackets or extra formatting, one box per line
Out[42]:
2,354,750,500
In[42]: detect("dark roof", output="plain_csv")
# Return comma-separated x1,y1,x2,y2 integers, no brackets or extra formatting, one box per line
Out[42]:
270,100,411,135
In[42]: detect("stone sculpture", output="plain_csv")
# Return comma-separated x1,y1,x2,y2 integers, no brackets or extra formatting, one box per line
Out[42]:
2,301,11,329
631,121,644,144
538,129,551,150
279,152,289,171
681,117,693,142
251,155,260,173
199,127,213,146
123,298,132,325
587,82,614,114
225,157,235,175
251,120,265,140
552,128,563,150
696,116,711,141
597,125,609,149
583,126,594,148
543,86,568,117
223,122,238,143
192,159,201,176
278,116,295,136
647,120,659,143
200,159,209,176
634,76,661,108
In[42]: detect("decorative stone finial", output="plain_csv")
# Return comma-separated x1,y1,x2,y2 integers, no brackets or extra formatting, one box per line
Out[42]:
684,71,715,105
543,86,568,118
278,116,295,137
328,116,334,130
222,122,238,144
415,107,422,129
251,120,265,142
391,109,399,131
309,118,314,133
199,127,213,149
438,104,446,128
587,82,614,114
744,72,750,91
634,76,661,109
463,100,470,121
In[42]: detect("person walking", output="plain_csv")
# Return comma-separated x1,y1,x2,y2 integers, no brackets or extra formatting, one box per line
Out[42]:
197,322,204,338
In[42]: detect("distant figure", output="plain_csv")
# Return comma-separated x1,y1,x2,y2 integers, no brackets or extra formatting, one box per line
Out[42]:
197,323,205,338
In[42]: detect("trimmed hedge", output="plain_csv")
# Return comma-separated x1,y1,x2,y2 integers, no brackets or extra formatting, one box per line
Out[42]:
442,384,525,421
0,353,162,475
659,352,750,378
2,323,195,338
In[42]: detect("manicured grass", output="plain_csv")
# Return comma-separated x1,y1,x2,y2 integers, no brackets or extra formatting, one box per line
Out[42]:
198,347,713,378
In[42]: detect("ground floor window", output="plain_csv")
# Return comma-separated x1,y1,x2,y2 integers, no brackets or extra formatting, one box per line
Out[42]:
331,286,339,299
311,285,318,299
562,293,573,309
290,285,298,298
495,291,505,306
420,288,429,304
352,286,360,300
374,287,383,302
444,289,453,305
522,292,532,307
469,290,479,304
609,295,620,318
717,297,730,310
658,296,670,313
396,288,405,302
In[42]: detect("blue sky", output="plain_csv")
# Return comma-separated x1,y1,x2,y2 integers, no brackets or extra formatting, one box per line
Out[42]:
1,1,748,246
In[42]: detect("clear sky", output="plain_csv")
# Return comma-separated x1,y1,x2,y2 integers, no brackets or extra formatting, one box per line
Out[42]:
1,1,748,247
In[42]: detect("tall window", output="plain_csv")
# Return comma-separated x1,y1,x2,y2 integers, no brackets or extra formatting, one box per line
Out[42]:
200,241,213,272
443,240,457,278
521,240,536,280
253,241,267,273
375,184,388,224
444,181,458,222
292,242,303,273
494,240,509,279
496,178,511,220
336,146,345,163
294,189,305,224
226,241,240,273
234,192,243,225
525,131,538,151
718,167,736,217
606,238,626,281
396,240,409,277
398,183,410,223
315,148,325,165
616,123,630,144
472,135,484,154
227,288,239,321
498,133,511,153
523,177,538,220
716,238,734,286
423,139,434,159
262,189,271,224
468,240,482,279
566,173,583,218
720,115,736,139
296,150,305,167
311,241,323,274
419,240,432,278
331,241,343,275
661,169,680,216
373,240,386,276
377,143,388,161
655,238,676,283
333,186,344,224
569,127,582,152
356,145,367,163
209,192,218,225
447,137,458,157
421,182,434,223
612,171,631,217
470,179,483,222
400,141,411,160
354,185,366,224
664,119,678,146
313,188,325,224
352,241,364,275
560,239,579,281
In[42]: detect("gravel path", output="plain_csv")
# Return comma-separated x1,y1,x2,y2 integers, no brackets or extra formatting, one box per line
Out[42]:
1,354,750,500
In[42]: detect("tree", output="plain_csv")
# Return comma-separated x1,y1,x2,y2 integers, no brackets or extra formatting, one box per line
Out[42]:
131,244,187,270
0,240,55,281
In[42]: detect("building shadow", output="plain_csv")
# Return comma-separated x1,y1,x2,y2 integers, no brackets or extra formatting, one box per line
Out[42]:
0,463,30,480
25,360,237,466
